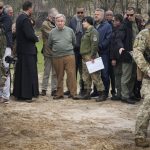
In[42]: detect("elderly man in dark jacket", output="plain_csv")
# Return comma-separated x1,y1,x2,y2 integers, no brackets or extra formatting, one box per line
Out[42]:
13,1,39,101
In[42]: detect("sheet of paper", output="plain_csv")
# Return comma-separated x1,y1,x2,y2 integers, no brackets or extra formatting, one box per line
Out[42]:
86,57,104,74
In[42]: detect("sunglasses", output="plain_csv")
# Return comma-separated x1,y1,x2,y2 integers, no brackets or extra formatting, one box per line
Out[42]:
0,6,3,9
127,14,134,17
77,12,84,14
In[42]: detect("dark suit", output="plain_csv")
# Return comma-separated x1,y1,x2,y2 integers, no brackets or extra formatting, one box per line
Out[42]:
13,13,39,100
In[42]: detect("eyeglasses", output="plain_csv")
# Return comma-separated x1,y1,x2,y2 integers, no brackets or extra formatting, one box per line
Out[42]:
77,12,84,14
0,6,3,9
127,14,134,17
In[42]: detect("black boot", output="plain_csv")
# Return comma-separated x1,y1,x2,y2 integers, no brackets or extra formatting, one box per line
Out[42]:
41,90,46,96
79,81,85,96
64,90,70,96
96,91,107,102
79,79,84,95
134,80,142,100
80,90,91,100
90,85,99,97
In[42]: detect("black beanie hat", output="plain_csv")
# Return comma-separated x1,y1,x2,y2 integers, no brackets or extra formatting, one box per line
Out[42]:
82,16,94,25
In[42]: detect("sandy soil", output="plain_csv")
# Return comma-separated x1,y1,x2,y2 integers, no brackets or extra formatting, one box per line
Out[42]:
0,94,149,150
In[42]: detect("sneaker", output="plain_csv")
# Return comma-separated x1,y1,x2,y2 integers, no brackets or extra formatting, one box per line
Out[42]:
135,138,149,147
64,91,70,96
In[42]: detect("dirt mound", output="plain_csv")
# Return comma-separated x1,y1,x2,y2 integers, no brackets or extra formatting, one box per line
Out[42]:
0,97,149,150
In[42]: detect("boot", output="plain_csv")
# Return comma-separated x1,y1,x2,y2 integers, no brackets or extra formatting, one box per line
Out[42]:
135,138,149,147
80,90,91,100
51,90,57,96
96,91,107,102
41,90,46,96
134,80,142,100
79,89,85,96
64,90,70,96
90,85,99,97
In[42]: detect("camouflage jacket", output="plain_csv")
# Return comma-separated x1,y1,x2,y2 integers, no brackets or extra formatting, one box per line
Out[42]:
0,26,6,59
41,19,55,57
133,28,150,75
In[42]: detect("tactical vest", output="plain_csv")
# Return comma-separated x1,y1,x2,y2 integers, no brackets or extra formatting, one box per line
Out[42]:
143,29,150,63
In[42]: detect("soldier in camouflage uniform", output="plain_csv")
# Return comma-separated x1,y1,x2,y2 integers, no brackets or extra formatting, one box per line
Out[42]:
133,19,150,147
80,16,106,101
0,1,12,103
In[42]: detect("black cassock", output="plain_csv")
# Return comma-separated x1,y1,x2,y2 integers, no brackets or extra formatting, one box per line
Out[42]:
13,13,39,100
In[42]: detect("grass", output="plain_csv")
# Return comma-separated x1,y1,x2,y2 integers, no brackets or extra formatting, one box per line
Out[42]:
36,40,44,73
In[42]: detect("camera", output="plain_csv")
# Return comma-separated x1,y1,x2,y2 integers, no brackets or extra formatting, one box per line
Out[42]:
5,56,17,64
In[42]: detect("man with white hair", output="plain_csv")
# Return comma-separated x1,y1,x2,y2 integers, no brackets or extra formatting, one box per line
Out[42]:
4,5,13,17
48,14,78,100
41,8,58,96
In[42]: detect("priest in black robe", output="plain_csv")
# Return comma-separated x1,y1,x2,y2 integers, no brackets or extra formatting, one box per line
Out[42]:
13,1,39,101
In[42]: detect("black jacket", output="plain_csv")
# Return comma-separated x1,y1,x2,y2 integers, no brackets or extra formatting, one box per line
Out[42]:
110,26,122,62
0,10,12,48
69,16,83,49
117,18,143,63
16,13,38,55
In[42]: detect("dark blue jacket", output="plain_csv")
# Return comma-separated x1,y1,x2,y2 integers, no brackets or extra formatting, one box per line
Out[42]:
0,10,12,48
94,21,112,55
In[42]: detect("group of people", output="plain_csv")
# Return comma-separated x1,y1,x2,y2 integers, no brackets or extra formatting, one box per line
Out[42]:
41,7,148,104
0,0,150,147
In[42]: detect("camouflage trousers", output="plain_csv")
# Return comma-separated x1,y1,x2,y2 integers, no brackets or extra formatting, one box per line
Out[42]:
82,55,104,92
0,59,6,87
135,78,150,139
0,47,11,99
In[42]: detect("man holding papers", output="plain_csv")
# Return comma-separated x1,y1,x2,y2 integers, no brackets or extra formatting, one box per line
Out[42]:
79,16,106,101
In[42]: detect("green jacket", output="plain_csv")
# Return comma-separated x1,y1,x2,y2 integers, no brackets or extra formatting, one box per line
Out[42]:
41,19,55,57
80,26,99,58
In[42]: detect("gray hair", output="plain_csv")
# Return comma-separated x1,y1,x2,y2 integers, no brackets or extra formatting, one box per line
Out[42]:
55,14,66,22
95,8,105,13
48,8,59,17
4,5,12,14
